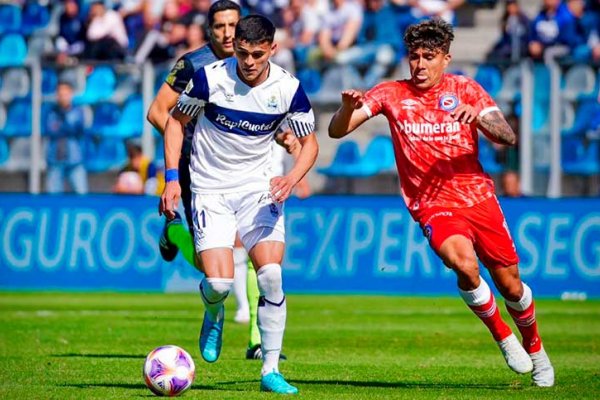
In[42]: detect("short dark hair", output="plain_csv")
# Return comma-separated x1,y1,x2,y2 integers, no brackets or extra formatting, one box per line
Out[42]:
404,19,455,54
207,0,241,27
235,15,275,45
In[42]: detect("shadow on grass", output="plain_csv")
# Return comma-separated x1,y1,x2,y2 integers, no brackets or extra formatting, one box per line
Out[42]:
60,382,245,392
52,353,145,359
218,379,520,391
287,379,521,391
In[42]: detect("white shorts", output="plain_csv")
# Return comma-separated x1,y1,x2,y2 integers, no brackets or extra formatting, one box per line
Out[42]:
191,190,285,253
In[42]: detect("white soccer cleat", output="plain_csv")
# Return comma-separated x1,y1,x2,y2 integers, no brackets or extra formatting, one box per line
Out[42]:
530,347,554,387
496,333,534,374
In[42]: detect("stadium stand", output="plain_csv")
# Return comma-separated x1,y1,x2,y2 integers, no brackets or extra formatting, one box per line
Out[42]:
0,34,27,67
0,0,597,196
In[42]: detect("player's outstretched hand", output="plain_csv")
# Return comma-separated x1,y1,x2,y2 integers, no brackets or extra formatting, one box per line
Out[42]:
341,90,364,110
270,175,294,203
160,181,181,220
450,104,478,124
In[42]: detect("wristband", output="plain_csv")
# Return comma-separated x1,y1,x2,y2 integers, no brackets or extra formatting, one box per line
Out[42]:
165,168,179,183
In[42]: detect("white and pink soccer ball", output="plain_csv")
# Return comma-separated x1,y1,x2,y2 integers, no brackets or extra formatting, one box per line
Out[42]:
143,345,195,397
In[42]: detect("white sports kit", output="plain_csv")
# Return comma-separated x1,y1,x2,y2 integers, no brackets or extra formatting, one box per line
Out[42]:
176,58,315,251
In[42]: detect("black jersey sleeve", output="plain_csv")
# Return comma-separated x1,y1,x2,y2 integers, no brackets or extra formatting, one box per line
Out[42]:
164,56,195,94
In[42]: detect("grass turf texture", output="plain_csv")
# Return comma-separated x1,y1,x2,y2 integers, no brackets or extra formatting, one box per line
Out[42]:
0,293,598,399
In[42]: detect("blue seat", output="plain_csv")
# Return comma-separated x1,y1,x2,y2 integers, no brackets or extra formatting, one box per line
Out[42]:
90,102,121,134
0,137,9,166
562,100,600,137
74,66,117,105
40,102,55,136
84,137,127,172
474,64,502,98
562,136,600,176
352,135,396,177
20,3,50,36
317,140,362,177
562,64,596,102
533,63,550,102
478,138,503,174
0,5,21,35
296,68,321,95
102,95,143,138
42,68,58,96
1,99,31,137
0,34,27,67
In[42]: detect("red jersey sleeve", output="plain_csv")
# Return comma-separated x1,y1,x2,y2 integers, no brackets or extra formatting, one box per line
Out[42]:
462,77,499,116
362,82,395,118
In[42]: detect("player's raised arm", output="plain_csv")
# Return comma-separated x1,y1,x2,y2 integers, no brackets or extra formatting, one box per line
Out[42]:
477,110,517,146
328,89,370,138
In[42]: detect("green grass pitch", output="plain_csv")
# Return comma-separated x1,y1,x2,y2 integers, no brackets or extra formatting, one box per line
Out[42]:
1,292,598,399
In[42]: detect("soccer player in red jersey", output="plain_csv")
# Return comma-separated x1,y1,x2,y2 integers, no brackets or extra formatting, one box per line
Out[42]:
328,19,554,387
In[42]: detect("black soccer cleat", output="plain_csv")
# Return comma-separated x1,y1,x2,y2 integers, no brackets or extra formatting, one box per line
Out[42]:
245,344,287,361
159,211,182,262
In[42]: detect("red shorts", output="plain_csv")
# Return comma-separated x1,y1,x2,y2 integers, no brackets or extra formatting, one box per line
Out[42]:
413,196,519,269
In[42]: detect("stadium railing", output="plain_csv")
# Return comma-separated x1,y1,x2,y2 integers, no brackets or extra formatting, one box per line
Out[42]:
0,58,598,197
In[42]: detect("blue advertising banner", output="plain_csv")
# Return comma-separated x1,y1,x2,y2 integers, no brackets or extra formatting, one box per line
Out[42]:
0,194,598,297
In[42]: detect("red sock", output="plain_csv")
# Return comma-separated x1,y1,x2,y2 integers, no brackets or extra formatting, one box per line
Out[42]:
468,293,513,341
506,301,542,353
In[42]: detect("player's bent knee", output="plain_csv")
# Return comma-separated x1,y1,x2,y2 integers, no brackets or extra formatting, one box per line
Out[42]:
205,278,233,297
256,263,283,296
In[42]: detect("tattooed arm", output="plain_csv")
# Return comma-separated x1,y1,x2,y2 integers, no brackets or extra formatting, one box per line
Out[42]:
476,110,517,146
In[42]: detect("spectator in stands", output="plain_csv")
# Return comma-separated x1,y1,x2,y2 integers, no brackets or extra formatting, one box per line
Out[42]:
313,0,363,65
179,0,211,26
486,0,530,62
134,0,187,63
335,0,403,89
282,0,322,68
501,170,522,197
113,140,162,195
84,1,129,61
44,81,88,195
56,0,86,65
407,0,465,25
528,0,586,62
176,22,207,58
241,0,288,28
497,114,522,197
562,0,598,62
117,0,147,53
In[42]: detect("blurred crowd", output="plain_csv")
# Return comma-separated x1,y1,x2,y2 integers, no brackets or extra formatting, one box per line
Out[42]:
488,0,600,64
6,0,475,89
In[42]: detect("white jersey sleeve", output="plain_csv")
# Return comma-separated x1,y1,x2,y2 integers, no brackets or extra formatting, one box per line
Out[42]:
286,84,315,138
175,67,209,118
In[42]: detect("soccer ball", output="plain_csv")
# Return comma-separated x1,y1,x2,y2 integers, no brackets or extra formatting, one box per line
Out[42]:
143,345,195,397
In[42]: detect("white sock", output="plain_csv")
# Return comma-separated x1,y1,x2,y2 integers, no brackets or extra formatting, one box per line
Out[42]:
199,277,233,322
458,278,492,306
233,247,249,314
256,263,286,375
505,283,533,311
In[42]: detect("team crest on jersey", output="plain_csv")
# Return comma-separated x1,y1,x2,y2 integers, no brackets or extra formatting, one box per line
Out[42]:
166,60,185,85
184,78,194,94
401,99,418,110
439,94,458,111
267,95,278,109
225,92,234,102
423,224,433,241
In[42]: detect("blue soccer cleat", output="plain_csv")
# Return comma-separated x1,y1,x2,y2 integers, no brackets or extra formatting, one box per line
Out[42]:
199,307,224,363
159,211,181,262
260,370,298,394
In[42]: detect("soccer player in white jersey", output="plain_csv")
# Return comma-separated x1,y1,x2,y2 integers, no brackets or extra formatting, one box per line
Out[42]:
160,15,318,394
